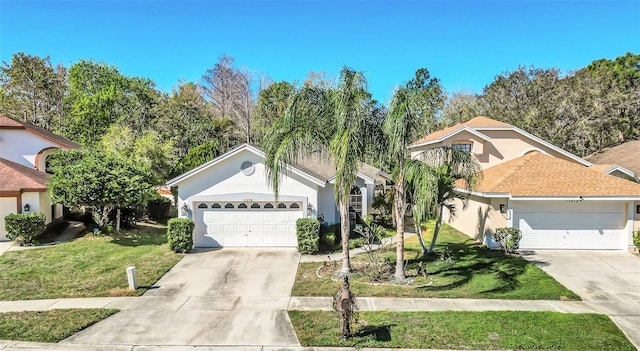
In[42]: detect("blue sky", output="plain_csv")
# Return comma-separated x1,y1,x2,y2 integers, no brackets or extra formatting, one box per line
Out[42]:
1,0,639,103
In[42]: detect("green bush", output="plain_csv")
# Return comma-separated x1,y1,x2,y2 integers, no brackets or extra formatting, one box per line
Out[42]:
348,237,367,250
4,212,46,246
296,218,320,254
633,230,640,251
321,232,336,247
492,227,522,254
167,218,194,253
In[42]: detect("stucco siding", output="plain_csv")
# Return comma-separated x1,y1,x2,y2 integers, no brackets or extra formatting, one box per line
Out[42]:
318,184,336,224
0,197,17,240
38,191,53,223
446,195,503,244
0,129,62,168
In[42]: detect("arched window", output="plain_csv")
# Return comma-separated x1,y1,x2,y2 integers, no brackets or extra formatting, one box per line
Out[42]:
225,203,234,208
264,203,273,208
290,203,300,209
198,203,208,209
349,186,362,215
277,203,286,209
251,203,260,208
238,203,247,208
212,203,221,208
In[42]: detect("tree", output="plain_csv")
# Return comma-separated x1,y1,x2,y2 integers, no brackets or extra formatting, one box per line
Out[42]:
0,52,66,131
408,147,482,254
263,66,375,273
383,68,444,279
173,140,224,176
48,149,152,231
440,92,483,127
254,81,295,143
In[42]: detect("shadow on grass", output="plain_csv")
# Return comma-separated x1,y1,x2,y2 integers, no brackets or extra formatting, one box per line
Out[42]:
354,324,395,341
109,227,168,247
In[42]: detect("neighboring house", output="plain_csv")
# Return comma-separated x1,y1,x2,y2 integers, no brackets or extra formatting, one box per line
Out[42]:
0,116,80,241
410,116,640,251
584,140,640,183
167,144,391,248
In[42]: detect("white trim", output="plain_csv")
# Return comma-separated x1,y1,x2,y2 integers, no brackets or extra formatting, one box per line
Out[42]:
455,188,512,198
519,147,549,156
409,126,492,149
598,165,639,182
166,144,325,187
328,171,377,185
510,196,640,201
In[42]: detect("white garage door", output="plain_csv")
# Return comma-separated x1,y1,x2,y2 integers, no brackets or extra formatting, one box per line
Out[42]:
513,201,625,250
195,201,303,247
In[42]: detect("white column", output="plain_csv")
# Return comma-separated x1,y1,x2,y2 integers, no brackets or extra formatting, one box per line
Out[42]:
360,186,368,217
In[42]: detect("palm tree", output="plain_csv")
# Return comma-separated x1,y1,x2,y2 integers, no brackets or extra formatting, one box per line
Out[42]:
263,67,374,273
382,69,444,279
407,147,482,254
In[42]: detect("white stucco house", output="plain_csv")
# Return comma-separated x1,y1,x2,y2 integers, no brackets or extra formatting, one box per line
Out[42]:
167,144,391,248
0,116,80,240
410,116,640,251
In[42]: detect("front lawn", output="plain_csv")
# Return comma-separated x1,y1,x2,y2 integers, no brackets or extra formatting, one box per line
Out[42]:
294,223,579,300
0,223,183,300
289,311,635,350
0,309,118,342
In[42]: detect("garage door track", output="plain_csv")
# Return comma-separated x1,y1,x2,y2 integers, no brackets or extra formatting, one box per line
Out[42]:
63,248,301,347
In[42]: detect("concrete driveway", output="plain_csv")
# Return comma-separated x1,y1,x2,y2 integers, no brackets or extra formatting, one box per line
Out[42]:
63,248,301,347
522,250,640,348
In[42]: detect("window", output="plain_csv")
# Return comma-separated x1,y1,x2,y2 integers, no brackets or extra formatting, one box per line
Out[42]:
349,186,362,215
264,203,273,208
277,203,287,208
251,203,260,208
238,203,247,208
452,143,472,153
290,203,300,209
198,203,208,209
212,203,221,208
224,203,234,208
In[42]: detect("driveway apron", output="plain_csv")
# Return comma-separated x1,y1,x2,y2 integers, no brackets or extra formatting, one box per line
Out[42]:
523,250,640,348
62,248,301,347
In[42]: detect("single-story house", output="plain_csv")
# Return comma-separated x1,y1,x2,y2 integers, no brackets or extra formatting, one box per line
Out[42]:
410,116,640,251
167,144,391,248
0,116,80,240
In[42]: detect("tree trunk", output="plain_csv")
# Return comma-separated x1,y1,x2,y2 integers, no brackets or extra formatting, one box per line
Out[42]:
338,196,351,274
427,204,444,254
393,174,406,280
116,208,121,232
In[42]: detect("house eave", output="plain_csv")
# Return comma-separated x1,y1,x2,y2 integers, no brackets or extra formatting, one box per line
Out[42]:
409,126,492,149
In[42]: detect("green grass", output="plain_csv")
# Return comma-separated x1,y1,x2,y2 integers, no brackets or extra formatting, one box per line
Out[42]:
289,311,635,350
294,223,580,300
0,309,118,342
0,223,184,300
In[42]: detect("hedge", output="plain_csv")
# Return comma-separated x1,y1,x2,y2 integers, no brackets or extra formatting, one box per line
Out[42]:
167,218,194,253
296,218,320,254
4,212,46,246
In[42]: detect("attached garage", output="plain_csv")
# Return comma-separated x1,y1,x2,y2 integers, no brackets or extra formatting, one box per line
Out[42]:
194,201,303,247
512,201,626,250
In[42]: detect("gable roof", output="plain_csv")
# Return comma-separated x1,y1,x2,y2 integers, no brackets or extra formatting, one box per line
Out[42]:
166,143,391,187
0,116,80,150
0,157,50,193
411,116,591,167
469,152,640,198
584,140,640,177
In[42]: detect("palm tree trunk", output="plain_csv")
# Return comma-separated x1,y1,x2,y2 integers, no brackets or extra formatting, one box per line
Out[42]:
338,197,351,274
427,204,444,254
394,176,406,280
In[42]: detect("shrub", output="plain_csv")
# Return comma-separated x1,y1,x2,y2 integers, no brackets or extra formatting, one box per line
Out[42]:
492,227,522,254
321,232,336,247
296,218,320,254
633,230,640,251
348,237,367,250
167,218,194,253
4,212,46,246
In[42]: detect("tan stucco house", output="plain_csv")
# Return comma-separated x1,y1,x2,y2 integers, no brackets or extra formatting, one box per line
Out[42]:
410,116,640,251
0,116,80,240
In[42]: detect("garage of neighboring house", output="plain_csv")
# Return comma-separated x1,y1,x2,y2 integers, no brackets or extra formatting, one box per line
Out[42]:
512,201,627,250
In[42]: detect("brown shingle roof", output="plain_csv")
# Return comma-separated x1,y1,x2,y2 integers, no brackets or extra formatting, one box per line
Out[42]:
412,116,511,146
0,116,80,149
584,140,640,177
0,158,50,192
475,152,640,197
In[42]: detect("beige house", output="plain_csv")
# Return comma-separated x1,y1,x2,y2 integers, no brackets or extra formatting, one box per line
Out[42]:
410,116,640,251
0,116,80,240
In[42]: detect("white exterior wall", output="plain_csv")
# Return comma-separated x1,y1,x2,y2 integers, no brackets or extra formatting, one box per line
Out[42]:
0,129,61,168
38,191,53,223
0,197,17,240
176,149,322,219
318,184,337,224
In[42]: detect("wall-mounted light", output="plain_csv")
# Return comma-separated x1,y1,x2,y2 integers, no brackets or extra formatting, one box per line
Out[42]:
181,203,189,217
23,204,30,212
499,204,507,214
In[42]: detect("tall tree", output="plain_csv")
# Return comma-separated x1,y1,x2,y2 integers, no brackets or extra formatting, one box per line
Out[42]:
263,66,375,273
383,68,444,279
254,81,295,143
